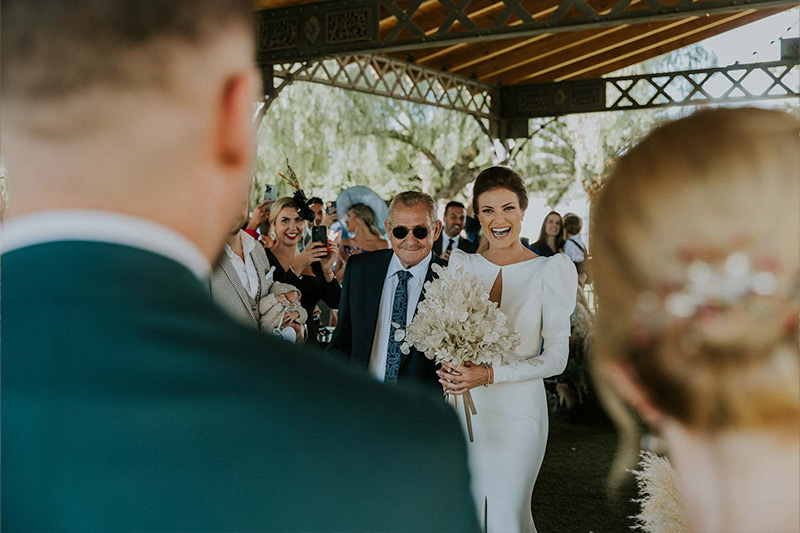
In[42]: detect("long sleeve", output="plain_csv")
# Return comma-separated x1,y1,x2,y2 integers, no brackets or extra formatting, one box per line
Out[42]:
312,261,341,309
493,254,578,384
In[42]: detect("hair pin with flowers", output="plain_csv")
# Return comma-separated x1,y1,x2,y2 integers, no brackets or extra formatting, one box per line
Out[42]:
278,151,315,223
631,237,799,351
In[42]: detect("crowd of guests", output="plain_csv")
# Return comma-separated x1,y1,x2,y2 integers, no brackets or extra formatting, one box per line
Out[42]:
213,185,592,348
3,0,798,531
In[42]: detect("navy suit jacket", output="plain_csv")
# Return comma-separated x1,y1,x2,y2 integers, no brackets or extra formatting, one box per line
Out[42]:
433,233,476,257
1,241,479,532
329,249,445,391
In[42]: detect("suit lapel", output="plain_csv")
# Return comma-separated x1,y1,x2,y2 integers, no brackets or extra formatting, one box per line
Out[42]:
250,247,271,299
432,235,443,256
358,250,393,367
219,254,257,322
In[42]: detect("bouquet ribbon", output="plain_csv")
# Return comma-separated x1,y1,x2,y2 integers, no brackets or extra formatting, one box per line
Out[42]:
447,390,478,443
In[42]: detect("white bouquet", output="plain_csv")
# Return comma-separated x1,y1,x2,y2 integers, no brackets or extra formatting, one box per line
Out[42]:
400,263,520,441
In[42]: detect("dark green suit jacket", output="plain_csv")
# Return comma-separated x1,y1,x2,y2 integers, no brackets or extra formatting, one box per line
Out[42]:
1,241,479,532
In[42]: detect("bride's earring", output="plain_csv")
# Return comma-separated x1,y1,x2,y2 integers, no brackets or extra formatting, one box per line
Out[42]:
270,230,277,239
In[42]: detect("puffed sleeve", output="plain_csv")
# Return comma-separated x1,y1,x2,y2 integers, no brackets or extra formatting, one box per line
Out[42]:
447,248,467,271
492,254,578,383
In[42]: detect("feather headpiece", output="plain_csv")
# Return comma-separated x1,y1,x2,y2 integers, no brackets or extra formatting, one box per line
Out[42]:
278,154,315,223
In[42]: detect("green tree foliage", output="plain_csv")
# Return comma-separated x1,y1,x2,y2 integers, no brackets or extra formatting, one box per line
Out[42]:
253,43,725,206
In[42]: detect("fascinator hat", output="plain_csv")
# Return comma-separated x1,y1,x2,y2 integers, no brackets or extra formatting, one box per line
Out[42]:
278,156,316,223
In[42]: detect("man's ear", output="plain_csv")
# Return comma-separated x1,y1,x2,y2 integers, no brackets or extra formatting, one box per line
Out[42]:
384,219,391,236
602,360,664,426
433,219,443,242
215,68,260,178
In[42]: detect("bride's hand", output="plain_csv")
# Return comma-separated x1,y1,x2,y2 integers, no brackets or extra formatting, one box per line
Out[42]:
437,361,490,395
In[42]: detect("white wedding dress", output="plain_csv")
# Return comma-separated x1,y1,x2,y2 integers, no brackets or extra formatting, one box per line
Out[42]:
448,249,577,533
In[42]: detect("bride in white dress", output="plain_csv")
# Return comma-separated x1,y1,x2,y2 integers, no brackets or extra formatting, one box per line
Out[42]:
439,166,577,533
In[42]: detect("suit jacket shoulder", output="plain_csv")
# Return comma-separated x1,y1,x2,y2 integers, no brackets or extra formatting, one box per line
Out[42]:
1,242,480,532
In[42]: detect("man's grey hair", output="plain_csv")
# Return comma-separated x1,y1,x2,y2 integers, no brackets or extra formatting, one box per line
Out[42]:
388,191,437,227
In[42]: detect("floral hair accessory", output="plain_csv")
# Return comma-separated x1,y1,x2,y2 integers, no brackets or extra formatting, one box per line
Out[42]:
278,153,315,223
631,240,799,352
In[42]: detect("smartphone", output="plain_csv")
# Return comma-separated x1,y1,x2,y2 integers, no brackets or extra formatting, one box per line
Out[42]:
325,201,336,215
311,225,328,245
263,184,277,202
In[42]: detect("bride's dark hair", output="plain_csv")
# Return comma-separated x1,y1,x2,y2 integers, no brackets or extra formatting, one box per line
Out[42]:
472,166,529,214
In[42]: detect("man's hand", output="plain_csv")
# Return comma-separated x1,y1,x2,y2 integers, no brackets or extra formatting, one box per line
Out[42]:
441,249,452,261
322,211,338,227
246,199,273,231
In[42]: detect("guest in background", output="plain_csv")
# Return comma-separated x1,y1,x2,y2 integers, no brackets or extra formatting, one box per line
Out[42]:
307,196,337,332
337,202,390,280
433,200,476,262
243,197,273,241
529,211,564,257
330,191,444,391
592,108,799,533
563,213,589,286
307,196,325,227
210,201,306,342
265,197,340,344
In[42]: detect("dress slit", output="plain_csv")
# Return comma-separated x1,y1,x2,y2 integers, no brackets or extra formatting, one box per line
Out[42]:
489,270,503,306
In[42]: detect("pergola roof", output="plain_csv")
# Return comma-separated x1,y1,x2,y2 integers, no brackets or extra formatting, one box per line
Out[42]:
255,0,790,86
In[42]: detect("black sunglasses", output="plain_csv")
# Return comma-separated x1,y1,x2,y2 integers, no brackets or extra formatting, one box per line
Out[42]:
391,226,429,240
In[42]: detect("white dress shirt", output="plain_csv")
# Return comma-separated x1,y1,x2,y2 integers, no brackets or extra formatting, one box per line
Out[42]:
1,209,211,279
442,233,460,253
564,235,587,262
223,230,260,298
367,251,433,382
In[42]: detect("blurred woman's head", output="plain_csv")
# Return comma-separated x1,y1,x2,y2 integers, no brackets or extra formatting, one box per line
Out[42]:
269,197,307,248
591,108,799,479
472,166,529,250
533,212,564,252
346,202,382,237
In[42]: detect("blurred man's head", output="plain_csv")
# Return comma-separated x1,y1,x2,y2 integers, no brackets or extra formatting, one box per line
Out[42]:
1,0,258,262
443,201,466,239
386,191,441,269
307,197,324,226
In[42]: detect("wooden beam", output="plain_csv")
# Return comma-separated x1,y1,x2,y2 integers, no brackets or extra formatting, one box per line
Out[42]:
552,8,787,81
415,0,620,69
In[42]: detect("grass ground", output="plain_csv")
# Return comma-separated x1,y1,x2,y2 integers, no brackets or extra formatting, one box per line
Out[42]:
531,418,640,533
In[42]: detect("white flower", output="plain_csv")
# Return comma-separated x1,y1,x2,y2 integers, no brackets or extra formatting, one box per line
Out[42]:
400,342,411,355
394,329,406,342
403,263,520,367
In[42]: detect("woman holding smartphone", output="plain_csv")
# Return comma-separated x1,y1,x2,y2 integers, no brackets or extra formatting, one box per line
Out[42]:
265,197,341,344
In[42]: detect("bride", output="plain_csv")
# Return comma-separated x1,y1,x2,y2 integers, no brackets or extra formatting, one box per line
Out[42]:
440,166,577,533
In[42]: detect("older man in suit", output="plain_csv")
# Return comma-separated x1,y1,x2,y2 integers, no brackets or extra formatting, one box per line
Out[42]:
330,191,445,391
433,200,477,262
0,2,478,531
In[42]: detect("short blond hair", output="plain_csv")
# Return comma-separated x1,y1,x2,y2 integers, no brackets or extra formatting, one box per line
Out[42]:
591,108,800,480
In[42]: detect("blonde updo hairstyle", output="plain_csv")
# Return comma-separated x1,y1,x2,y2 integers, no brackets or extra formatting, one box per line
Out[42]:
268,197,306,234
591,108,800,483
348,202,383,238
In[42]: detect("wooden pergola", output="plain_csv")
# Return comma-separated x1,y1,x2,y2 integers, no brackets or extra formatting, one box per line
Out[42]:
254,0,799,137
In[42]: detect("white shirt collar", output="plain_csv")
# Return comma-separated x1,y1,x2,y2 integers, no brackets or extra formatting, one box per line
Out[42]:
1,209,211,279
386,251,433,286
224,230,257,259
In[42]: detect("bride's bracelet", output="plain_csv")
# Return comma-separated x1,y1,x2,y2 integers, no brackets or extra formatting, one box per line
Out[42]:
483,363,493,387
